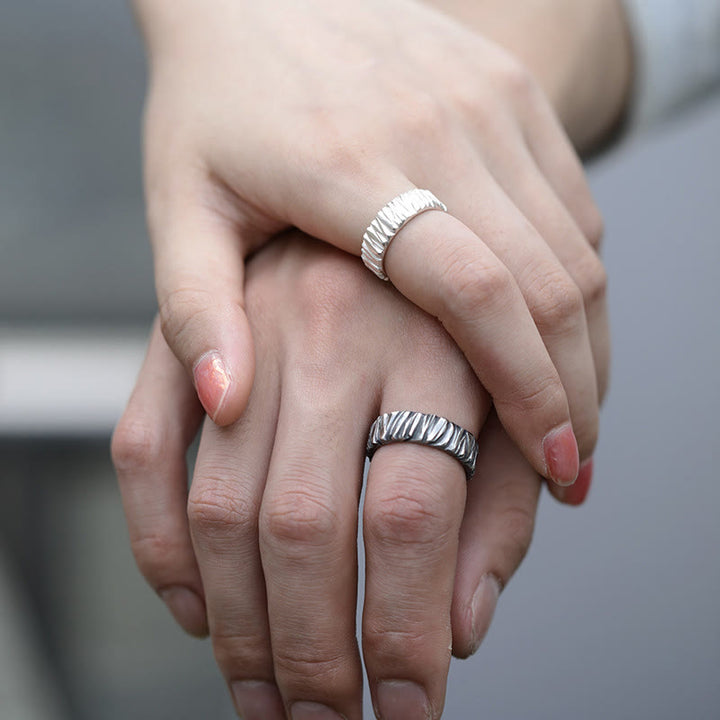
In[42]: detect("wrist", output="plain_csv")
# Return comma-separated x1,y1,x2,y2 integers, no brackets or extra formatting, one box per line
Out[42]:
425,0,634,152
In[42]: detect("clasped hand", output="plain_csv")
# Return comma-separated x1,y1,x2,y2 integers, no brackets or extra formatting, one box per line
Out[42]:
115,0,611,716
114,233,593,720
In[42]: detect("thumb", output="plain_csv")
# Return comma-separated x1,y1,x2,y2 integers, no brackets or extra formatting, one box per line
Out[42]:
152,198,255,425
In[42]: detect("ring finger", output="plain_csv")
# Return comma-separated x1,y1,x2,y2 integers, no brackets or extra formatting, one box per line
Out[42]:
362,355,488,720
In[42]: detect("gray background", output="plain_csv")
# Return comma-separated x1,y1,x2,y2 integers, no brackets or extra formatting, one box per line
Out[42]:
1,1,718,719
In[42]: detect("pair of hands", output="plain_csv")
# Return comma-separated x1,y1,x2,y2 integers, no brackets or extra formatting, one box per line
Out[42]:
114,233,592,720
114,0,629,717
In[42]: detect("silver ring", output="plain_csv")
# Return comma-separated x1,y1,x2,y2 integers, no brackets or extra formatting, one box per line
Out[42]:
361,189,447,281
366,410,478,480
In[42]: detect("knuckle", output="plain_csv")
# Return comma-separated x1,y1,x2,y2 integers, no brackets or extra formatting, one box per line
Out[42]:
575,415,599,459
111,415,166,475
528,270,584,335
363,625,447,669
496,55,538,102
366,479,452,548
573,253,608,309
491,505,536,581
261,487,340,549
440,248,514,321
582,203,605,249
448,76,483,118
272,646,352,694
212,629,270,677
296,113,368,184
130,533,187,587
188,480,257,540
397,89,451,139
504,372,564,415
158,285,216,357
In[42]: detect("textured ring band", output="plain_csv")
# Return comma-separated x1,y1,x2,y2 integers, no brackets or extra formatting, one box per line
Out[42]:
366,410,478,480
361,189,447,281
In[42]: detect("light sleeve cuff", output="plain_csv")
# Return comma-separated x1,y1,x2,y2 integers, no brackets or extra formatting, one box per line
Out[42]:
622,0,720,129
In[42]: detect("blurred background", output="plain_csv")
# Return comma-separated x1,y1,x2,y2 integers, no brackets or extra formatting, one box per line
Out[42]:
0,2,718,719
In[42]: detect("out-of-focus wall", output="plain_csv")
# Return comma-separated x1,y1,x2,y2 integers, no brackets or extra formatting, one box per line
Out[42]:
0,2,718,720
0,0,153,325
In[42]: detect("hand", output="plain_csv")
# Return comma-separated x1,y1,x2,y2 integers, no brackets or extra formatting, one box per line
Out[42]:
113,234,592,719
134,0,612,487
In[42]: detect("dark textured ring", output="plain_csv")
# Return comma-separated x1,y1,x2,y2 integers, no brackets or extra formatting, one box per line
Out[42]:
366,410,478,480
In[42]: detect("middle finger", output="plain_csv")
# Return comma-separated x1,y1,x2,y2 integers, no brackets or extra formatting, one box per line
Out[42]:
259,371,369,720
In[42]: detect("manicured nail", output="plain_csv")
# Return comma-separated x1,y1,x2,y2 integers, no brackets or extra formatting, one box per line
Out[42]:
231,680,285,720
291,701,346,720
469,573,501,655
542,423,579,487
376,680,431,720
193,351,231,422
556,457,594,505
159,587,207,637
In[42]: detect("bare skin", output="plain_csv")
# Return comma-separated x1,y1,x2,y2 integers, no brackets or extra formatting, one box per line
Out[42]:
115,233,574,719
116,1,632,716
131,0,629,484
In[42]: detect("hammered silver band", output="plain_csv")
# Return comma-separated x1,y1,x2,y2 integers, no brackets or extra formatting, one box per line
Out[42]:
366,410,478,480
361,189,447,281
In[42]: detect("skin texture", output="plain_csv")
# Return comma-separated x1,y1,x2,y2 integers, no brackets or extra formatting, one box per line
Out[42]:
130,0,623,488
113,233,551,719
116,0,631,715
426,0,633,151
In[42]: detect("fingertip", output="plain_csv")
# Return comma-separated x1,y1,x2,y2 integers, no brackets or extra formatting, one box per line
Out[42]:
193,351,232,423
542,423,580,487
192,322,256,426
549,456,593,506
159,586,209,638
452,573,501,659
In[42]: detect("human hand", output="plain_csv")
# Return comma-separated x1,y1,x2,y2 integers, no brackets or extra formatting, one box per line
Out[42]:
113,234,592,719
134,0,610,488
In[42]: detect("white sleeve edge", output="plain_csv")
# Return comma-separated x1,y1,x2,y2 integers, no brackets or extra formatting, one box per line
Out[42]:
622,0,720,130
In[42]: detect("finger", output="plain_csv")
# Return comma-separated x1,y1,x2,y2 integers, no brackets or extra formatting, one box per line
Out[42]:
111,319,207,637
149,177,255,426
187,368,285,720
445,160,603,461
520,89,606,252
258,372,368,720
363,368,487,720
547,456,595,506
521,120,612,403
449,412,541,658
390,205,580,486
484,122,611,406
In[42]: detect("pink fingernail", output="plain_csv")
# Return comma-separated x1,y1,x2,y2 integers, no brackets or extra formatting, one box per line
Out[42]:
376,681,431,720
193,351,231,422
542,423,579,487
469,573,501,655
232,680,285,720
159,587,207,637
556,457,594,505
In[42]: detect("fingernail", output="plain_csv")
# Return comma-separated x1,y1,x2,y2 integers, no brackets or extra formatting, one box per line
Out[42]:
291,701,346,720
232,680,285,720
542,423,579,487
193,351,231,422
159,587,207,637
469,573,501,655
556,457,594,505
376,680,431,720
